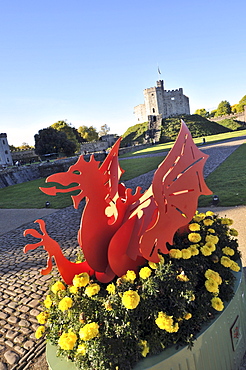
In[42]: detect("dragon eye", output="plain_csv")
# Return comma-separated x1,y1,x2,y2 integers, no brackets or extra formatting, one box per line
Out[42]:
73,170,81,175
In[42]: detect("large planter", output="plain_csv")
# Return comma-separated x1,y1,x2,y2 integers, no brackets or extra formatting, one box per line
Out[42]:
47,264,246,370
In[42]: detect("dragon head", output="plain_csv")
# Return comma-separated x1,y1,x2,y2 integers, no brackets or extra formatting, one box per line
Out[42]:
40,155,107,209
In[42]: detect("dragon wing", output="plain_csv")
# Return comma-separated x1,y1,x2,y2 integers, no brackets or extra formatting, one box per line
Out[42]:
139,120,212,262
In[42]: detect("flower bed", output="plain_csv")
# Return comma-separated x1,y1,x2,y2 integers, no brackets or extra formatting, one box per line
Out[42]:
36,211,242,370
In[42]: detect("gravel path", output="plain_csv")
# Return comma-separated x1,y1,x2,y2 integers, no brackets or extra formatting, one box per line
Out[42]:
0,136,245,369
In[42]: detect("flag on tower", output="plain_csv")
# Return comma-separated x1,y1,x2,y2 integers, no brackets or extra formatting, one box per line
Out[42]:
158,66,161,75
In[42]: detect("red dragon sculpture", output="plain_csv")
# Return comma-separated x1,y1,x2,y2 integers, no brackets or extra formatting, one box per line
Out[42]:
24,121,212,284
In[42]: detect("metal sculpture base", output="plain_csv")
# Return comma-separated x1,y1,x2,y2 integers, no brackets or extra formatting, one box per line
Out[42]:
46,262,246,370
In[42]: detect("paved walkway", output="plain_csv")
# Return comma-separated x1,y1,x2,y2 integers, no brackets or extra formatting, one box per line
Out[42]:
0,136,245,369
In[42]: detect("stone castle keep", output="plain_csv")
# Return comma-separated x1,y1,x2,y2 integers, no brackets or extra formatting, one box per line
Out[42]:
134,80,190,123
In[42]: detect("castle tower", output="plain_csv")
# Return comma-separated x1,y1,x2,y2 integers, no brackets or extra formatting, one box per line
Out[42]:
0,133,13,167
134,79,190,123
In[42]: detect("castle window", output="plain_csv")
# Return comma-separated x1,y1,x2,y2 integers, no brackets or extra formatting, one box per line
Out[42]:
3,140,5,144
152,108,155,113
5,150,8,154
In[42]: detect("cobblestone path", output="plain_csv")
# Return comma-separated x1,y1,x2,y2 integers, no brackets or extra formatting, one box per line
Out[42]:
0,136,245,369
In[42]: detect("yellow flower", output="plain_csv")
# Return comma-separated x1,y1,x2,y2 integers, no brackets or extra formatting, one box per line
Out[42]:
155,312,179,333
205,269,222,285
85,283,100,297
58,296,73,312
157,254,165,264
139,340,149,357
58,331,77,350
205,235,219,244
106,283,116,294
220,256,233,268
205,279,219,293
169,249,182,259
204,242,216,252
189,223,200,232
44,295,52,309
230,261,240,272
139,267,152,279
200,245,212,256
188,245,199,256
77,343,86,356
193,212,205,222
177,272,189,282
208,228,215,233
122,290,140,309
36,311,49,324
104,301,113,311
229,228,238,237
69,285,78,294
203,218,214,226
221,218,233,225
184,313,192,320
188,233,201,243
211,297,224,311
73,273,90,288
79,322,99,341
51,281,66,294
35,326,45,339
206,211,214,216
125,270,137,282
148,261,158,269
222,247,235,256
181,248,192,259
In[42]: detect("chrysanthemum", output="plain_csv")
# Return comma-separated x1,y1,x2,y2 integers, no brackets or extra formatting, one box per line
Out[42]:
51,281,66,294
79,322,99,341
211,297,224,311
169,249,182,259
58,296,73,312
73,273,90,288
85,283,100,297
205,279,219,293
58,331,77,350
189,223,200,232
188,233,201,243
122,290,140,309
139,266,152,279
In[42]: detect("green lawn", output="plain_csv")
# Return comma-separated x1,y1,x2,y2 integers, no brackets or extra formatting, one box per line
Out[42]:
120,129,246,158
198,143,246,207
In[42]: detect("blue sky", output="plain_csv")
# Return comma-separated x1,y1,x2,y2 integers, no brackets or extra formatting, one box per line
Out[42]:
1,0,246,146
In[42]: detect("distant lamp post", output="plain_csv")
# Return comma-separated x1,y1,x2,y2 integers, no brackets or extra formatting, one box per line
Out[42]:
212,195,219,206
45,201,50,208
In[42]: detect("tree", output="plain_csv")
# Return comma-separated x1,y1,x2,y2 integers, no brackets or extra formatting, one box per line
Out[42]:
34,127,76,157
237,95,246,112
99,124,110,137
194,108,209,118
51,120,80,151
215,101,231,117
78,125,99,142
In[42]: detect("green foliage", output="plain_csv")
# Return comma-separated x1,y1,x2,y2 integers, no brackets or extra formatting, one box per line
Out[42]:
51,121,80,152
34,127,77,157
215,100,231,117
237,95,246,112
160,115,230,142
99,124,110,137
217,119,245,131
38,214,241,369
78,125,99,142
194,108,209,117
121,122,148,146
